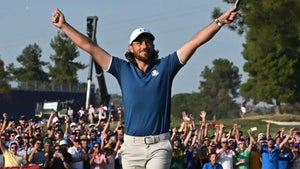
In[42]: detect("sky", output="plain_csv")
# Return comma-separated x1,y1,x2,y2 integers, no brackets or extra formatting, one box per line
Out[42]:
0,0,245,96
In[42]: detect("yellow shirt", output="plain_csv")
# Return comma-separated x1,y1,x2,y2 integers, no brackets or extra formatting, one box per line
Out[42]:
3,149,24,167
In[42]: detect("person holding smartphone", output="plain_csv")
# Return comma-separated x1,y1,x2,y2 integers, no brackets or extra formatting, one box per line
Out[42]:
51,5,237,169
46,140,72,169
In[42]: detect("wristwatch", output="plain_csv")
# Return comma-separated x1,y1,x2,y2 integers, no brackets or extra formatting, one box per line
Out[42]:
214,18,223,27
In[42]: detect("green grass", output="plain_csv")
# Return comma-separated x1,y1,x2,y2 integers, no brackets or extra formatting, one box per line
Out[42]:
218,114,300,136
171,113,300,137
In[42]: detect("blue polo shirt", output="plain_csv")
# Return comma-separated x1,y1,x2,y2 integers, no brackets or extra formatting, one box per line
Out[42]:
108,51,183,136
261,145,280,169
202,162,223,169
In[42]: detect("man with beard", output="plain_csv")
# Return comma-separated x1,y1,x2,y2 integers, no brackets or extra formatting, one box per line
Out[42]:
51,6,237,169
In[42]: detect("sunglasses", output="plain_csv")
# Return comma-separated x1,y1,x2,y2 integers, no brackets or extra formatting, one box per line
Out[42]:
94,146,99,148
10,146,17,149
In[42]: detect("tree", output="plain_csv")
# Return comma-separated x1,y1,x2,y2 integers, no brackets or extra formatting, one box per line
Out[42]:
214,1,300,114
237,1,300,114
0,57,10,94
171,93,203,119
198,58,241,119
49,31,87,83
6,43,49,84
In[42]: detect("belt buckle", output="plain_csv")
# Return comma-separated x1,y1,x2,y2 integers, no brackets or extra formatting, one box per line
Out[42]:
144,136,156,144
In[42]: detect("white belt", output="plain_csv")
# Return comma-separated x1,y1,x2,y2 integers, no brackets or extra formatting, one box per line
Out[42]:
124,132,170,145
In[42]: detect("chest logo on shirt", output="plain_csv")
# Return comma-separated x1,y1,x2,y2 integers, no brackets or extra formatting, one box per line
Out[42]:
151,70,159,77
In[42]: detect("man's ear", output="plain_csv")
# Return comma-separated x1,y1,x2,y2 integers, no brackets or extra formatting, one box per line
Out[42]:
129,45,134,53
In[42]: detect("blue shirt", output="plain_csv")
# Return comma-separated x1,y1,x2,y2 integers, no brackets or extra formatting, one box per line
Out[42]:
261,145,280,169
278,152,291,169
87,137,101,148
202,162,223,169
108,52,183,136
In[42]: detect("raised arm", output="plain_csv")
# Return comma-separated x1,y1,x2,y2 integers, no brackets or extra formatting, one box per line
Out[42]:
177,6,237,64
266,123,271,139
279,128,295,149
47,111,55,129
247,129,254,151
0,134,7,153
51,9,111,70
0,113,8,133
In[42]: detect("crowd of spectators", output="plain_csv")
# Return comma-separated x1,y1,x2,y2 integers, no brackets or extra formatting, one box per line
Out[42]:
0,107,299,169
0,105,124,169
169,111,300,169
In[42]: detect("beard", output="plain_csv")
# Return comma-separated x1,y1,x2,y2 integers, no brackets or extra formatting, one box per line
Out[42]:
134,49,154,64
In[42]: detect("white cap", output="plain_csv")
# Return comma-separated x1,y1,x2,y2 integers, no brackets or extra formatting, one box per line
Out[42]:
70,122,77,127
59,139,68,146
15,135,22,140
221,138,228,143
258,133,266,139
238,141,245,145
228,138,235,142
129,28,155,44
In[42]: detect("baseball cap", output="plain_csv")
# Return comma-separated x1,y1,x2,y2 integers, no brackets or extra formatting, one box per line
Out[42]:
15,135,23,141
43,137,54,143
238,141,245,145
9,141,18,149
228,138,235,142
221,138,228,143
129,28,155,44
34,133,42,138
70,122,77,127
258,133,266,139
81,135,88,140
89,123,95,128
19,115,26,120
59,139,68,146
204,137,210,140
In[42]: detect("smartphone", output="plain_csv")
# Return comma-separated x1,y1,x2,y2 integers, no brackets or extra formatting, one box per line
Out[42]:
57,152,62,157
251,127,257,131
234,0,241,10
